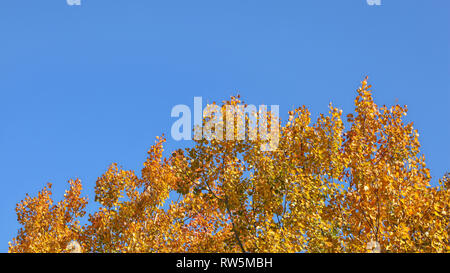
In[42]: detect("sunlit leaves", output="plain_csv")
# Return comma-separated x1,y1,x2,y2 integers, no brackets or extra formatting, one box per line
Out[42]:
9,78,449,253
9,180,87,253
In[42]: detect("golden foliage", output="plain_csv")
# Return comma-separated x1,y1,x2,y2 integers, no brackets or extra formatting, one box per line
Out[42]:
9,79,449,253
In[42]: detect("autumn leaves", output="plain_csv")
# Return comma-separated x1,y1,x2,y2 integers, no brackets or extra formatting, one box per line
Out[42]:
9,79,449,253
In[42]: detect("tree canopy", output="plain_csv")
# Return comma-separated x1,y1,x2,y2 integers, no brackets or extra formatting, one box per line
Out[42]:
9,79,449,253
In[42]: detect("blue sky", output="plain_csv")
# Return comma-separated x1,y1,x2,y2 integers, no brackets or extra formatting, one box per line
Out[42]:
0,0,449,252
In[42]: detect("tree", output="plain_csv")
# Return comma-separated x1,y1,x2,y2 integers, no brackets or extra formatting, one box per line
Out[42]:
9,78,449,253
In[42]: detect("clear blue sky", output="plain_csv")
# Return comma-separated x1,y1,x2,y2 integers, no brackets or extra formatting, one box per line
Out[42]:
0,0,449,252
